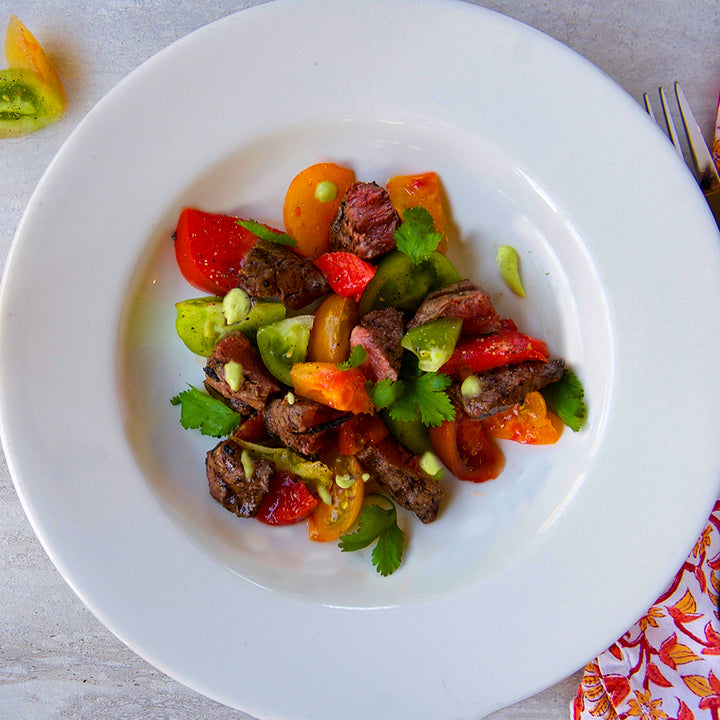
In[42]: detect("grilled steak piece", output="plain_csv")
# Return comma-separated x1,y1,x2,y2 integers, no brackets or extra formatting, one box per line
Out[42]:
206,438,273,517
350,307,405,382
263,395,348,458
358,437,444,524
407,279,502,336
456,359,566,419
329,182,400,260
237,238,329,310
204,332,281,416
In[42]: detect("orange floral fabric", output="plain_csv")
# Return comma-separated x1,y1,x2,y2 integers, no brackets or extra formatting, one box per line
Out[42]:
572,500,720,720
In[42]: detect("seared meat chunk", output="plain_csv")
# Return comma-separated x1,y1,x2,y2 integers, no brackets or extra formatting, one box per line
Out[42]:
329,182,400,260
204,332,281,416
350,307,404,382
407,279,502,336
206,438,273,517
358,437,444,524
237,238,329,310
456,359,565,419
263,395,348,458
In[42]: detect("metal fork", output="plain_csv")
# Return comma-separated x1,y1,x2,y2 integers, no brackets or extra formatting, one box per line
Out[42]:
643,82,720,228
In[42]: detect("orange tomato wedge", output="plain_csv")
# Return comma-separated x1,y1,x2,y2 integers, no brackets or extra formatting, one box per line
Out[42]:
484,391,563,445
5,15,67,109
386,171,447,251
290,362,374,414
283,163,356,258
308,457,365,542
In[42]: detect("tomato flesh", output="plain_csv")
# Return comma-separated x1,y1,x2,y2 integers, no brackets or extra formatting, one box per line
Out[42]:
484,391,562,445
256,471,318,526
440,330,549,375
174,208,257,295
429,409,504,483
291,362,375,414
308,456,365,542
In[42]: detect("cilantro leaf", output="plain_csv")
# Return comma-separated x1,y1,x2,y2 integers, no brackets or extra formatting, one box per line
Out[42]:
339,497,405,576
368,378,405,409
337,345,367,370
541,369,586,432
387,372,455,427
394,206,443,264
372,522,405,577
237,219,296,247
170,385,242,437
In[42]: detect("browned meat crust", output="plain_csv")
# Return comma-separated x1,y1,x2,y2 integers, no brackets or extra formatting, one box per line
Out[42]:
456,359,566,419
350,307,405,382
329,182,400,260
263,395,348,458
206,438,273,517
204,332,281,416
237,238,329,310
358,438,444,524
407,279,502,336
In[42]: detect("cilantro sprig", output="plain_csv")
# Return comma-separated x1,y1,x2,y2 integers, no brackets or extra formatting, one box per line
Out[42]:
237,218,296,247
394,206,443,264
337,345,367,370
170,385,242,437
369,354,455,428
541,369,587,432
339,496,405,576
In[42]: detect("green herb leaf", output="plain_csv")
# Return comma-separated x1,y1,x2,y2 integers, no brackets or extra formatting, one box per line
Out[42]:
394,206,443,264
238,218,296,247
368,378,405,409
170,385,242,437
541,369,587,432
339,497,405,576
387,372,455,427
338,345,367,370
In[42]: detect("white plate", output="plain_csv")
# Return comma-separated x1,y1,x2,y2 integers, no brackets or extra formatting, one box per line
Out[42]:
2,1,720,718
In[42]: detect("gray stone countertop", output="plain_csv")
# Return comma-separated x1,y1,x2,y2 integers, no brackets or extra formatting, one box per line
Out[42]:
1,1,718,718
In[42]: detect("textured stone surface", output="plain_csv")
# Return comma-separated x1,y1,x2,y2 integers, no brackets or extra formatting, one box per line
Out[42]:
1,2,718,718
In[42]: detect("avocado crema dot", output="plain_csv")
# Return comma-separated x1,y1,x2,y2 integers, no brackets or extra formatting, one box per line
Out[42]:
461,375,483,398
314,180,338,203
223,361,244,392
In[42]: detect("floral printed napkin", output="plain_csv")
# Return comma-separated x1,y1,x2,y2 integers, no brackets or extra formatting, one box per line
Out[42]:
572,499,720,720
572,94,720,720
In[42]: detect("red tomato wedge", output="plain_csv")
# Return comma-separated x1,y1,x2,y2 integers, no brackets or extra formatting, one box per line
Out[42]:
440,330,549,375
314,252,376,302
174,208,257,295
429,409,504,483
255,471,318,526
290,363,375,414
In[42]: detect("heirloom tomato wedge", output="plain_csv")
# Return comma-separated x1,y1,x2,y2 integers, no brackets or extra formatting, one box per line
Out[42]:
283,163,356,258
174,208,257,295
429,409,504,483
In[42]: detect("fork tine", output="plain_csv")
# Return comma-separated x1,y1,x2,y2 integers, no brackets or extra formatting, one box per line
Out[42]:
674,81,720,193
642,93,656,122
659,86,684,157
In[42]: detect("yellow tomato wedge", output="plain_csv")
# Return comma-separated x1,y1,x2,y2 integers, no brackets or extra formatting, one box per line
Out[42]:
308,456,365,542
386,171,448,252
5,15,67,107
1,16,66,138
283,163,356,258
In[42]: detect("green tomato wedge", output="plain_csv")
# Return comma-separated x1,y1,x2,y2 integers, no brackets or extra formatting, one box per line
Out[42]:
175,296,286,356
381,410,432,455
0,68,65,138
256,315,314,385
359,250,461,316
401,317,462,372
237,440,333,502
